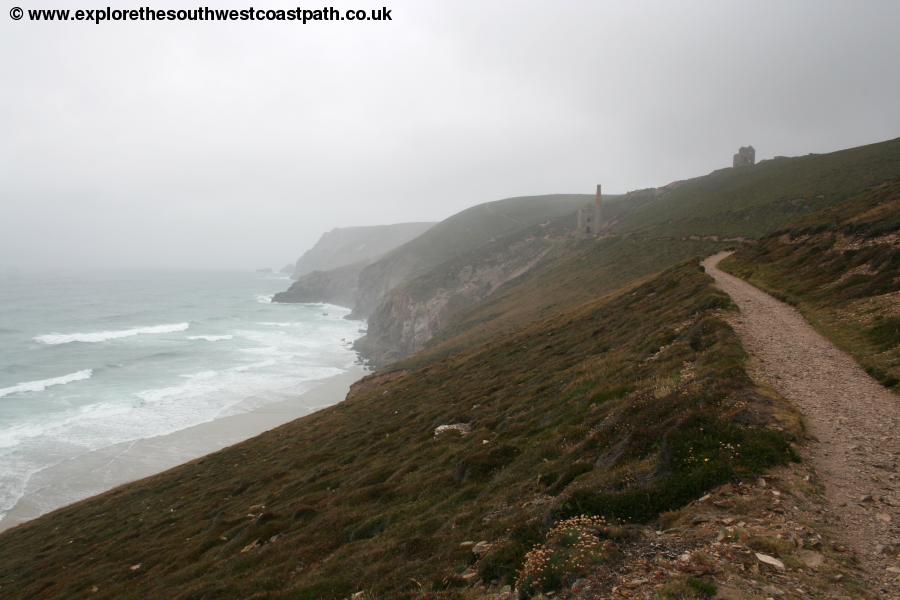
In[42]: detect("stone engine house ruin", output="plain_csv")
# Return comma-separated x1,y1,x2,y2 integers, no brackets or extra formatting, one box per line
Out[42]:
577,184,603,237
733,145,756,167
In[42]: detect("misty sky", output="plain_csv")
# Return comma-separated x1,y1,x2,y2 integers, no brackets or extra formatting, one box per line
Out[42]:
2,0,899,269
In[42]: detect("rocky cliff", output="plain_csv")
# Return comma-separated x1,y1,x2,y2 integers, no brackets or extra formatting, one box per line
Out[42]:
272,261,365,307
274,222,434,306
355,222,568,364
291,222,434,279
274,195,591,312
350,194,592,319
353,193,648,364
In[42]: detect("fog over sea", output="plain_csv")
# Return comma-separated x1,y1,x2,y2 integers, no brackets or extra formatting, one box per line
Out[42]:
0,269,362,526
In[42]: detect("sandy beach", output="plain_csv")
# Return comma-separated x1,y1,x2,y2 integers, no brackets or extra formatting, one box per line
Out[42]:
0,365,367,533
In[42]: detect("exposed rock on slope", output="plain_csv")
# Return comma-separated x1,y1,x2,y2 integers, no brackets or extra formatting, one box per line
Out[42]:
355,221,567,364
291,222,434,279
276,195,596,311
350,194,592,319
272,261,365,307
275,222,434,306
355,195,647,364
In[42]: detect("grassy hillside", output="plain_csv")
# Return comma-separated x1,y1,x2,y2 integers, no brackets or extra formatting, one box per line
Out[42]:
369,192,638,311
611,137,900,238
410,236,728,366
350,194,594,317
353,194,646,363
357,137,900,365
722,180,900,389
0,263,799,599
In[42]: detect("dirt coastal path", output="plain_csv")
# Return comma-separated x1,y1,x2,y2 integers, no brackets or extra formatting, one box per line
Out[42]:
703,251,900,597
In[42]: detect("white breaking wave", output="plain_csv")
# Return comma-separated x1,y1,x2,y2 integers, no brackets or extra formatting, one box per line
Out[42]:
255,294,273,304
34,323,190,345
0,272,368,527
0,369,93,399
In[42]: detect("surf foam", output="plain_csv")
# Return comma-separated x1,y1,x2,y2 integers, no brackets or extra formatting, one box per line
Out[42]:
0,370,93,399
34,323,190,345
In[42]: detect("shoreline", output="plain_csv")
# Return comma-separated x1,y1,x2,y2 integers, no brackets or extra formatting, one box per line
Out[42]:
0,365,368,533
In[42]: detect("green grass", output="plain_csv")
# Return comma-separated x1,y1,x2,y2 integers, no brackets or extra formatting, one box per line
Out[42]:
723,180,900,389
360,137,900,365
657,577,718,599
0,263,799,599
612,137,900,239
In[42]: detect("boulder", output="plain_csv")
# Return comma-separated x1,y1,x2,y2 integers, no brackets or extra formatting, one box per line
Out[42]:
434,423,471,437
472,540,493,556
755,552,785,571
797,549,824,569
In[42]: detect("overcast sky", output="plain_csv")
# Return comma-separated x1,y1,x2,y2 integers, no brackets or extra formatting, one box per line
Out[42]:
2,0,899,269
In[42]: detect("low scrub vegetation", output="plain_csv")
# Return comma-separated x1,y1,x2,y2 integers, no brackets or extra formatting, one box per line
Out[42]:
0,262,800,598
723,180,900,388
515,515,620,595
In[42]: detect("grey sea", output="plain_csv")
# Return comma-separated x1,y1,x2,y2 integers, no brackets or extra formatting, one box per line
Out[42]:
0,269,362,528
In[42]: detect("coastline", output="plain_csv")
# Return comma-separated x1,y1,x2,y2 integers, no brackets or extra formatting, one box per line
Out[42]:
0,365,368,533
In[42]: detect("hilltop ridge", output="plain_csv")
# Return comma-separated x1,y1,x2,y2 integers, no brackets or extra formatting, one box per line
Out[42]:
358,137,900,365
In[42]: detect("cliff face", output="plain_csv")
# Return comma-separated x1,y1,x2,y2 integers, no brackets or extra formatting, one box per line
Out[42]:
291,222,434,279
272,261,365,308
350,194,592,319
273,222,434,307
275,195,591,312
352,194,645,363
355,219,572,364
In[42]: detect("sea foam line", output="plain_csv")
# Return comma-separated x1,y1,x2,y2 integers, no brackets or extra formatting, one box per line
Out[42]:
34,323,189,345
0,369,93,399
187,335,234,342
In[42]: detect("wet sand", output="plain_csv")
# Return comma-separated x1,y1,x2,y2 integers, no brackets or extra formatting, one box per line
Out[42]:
0,365,367,533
